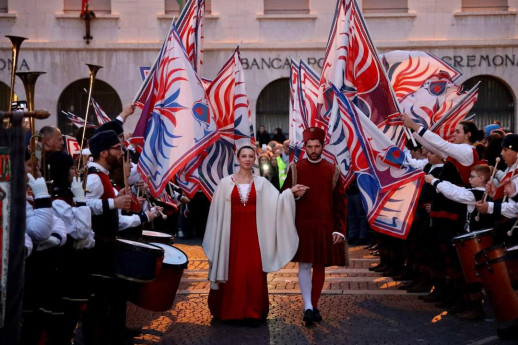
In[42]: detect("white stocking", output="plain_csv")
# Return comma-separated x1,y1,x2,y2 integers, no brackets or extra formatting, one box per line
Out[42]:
298,263,313,310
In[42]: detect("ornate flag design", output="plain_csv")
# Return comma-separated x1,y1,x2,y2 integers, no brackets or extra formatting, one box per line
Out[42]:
333,86,424,239
197,49,255,200
61,110,96,128
176,0,205,73
380,50,462,101
289,59,305,163
64,135,81,156
429,82,479,141
319,0,405,146
137,25,219,197
91,97,111,125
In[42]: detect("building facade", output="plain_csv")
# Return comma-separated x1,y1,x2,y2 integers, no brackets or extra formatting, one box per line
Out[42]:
0,0,517,136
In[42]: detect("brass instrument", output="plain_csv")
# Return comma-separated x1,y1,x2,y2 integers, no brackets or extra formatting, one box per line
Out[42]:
77,63,103,172
16,71,46,177
5,35,26,112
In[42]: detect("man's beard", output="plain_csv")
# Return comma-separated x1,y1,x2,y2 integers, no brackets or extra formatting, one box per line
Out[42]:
308,152,322,161
106,152,122,170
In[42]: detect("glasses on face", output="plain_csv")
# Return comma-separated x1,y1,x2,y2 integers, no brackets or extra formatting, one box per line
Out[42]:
110,145,123,151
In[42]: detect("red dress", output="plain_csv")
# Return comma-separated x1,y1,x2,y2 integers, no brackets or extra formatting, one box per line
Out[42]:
208,183,269,320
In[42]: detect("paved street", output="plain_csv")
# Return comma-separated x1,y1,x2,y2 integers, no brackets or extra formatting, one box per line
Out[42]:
126,239,515,345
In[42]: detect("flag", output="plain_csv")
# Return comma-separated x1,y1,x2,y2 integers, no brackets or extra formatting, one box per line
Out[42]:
61,110,96,128
64,135,80,156
80,0,89,16
124,136,145,154
136,24,219,197
333,86,424,239
133,21,175,137
430,82,480,141
91,97,111,125
399,73,479,140
380,50,462,101
289,59,305,163
319,0,405,146
299,60,322,128
197,49,255,200
176,0,205,73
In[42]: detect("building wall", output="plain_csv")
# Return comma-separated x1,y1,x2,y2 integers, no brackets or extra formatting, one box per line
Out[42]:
1,0,517,132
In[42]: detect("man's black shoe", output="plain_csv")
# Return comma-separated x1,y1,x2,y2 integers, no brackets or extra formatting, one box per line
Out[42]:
303,309,314,326
312,308,322,322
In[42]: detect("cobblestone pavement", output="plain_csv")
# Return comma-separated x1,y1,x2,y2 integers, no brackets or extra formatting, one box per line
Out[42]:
126,239,516,345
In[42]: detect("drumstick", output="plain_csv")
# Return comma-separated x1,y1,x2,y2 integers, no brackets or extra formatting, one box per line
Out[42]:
152,200,168,220
475,157,500,221
507,218,518,237
502,154,518,203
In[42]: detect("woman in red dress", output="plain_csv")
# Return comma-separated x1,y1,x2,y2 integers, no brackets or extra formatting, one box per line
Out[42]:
203,143,306,325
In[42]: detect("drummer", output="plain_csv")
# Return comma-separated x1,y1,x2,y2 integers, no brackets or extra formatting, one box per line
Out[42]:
83,130,161,344
425,164,494,320
476,134,518,245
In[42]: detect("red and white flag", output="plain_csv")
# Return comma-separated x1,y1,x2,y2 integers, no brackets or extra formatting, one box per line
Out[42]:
64,135,81,156
136,24,219,197
91,97,111,125
380,50,462,101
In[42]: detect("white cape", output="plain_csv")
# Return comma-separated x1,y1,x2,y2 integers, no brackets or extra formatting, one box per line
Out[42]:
202,175,299,289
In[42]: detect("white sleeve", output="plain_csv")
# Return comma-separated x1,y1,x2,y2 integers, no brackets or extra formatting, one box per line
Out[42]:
26,200,53,243
435,181,477,205
118,212,144,230
403,148,428,170
36,215,68,251
52,199,93,240
25,233,33,257
128,163,141,185
420,128,473,166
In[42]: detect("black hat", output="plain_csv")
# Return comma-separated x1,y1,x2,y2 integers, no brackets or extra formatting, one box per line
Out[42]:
95,120,123,136
88,130,120,155
47,151,74,187
502,134,518,152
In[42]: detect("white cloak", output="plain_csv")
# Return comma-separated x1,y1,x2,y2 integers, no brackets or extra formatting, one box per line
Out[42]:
202,175,299,289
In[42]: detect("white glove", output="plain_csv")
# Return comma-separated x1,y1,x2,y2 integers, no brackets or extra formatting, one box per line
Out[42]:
27,173,50,199
70,176,86,202
73,233,95,250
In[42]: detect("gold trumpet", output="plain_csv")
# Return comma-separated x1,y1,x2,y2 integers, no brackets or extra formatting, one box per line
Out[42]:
16,71,46,177
6,35,27,112
77,63,103,172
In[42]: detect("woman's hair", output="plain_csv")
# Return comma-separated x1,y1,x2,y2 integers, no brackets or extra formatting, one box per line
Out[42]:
459,121,484,143
236,144,255,157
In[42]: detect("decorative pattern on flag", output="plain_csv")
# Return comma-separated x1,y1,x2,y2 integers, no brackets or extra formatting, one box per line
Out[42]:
64,135,80,156
197,49,255,200
91,97,111,125
289,59,305,163
156,191,178,211
124,137,144,154
176,0,205,73
333,86,424,239
319,0,404,146
430,82,479,141
61,110,96,128
322,95,354,189
380,50,462,101
299,61,322,128
400,73,479,140
137,25,219,197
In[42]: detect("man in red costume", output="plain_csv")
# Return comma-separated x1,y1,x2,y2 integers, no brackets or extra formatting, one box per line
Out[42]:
283,126,348,325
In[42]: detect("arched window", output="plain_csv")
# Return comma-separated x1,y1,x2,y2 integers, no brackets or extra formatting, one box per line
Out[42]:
256,78,290,136
462,75,514,131
0,81,11,111
57,79,122,136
